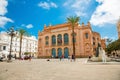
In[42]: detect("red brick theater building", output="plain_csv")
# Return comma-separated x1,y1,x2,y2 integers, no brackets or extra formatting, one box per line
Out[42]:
38,22,106,58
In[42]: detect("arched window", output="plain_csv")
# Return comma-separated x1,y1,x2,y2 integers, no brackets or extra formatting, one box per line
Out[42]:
52,35,56,45
93,42,95,45
52,48,56,58
58,48,62,58
64,33,69,44
64,47,69,58
57,34,62,45
45,36,49,46
85,33,89,39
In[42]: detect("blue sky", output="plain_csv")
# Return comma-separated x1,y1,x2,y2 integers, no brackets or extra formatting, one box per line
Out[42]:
0,0,120,40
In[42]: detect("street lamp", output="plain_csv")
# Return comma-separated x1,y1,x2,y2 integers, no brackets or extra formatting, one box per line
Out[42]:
7,26,17,61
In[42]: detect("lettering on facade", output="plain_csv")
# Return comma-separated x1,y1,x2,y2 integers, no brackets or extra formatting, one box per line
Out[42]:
51,27,68,32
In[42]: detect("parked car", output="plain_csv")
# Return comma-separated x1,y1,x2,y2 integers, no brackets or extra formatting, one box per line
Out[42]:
24,55,30,60
0,56,3,62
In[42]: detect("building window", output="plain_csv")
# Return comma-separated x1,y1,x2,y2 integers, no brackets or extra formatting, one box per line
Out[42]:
97,38,99,41
94,48,96,51
85,33,89,39
64,33,69,44
52,35,56,45
57,34,62,45
46,41,48,45
93,42,95,45
3,46,6,50
52,48,56,58
64,47,69,58
45,36,49,46
93,37,95,40
58,48,62,58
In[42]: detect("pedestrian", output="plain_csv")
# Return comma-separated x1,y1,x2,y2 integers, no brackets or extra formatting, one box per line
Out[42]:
47,58,50,61
88,55,91,60
71,54,75,61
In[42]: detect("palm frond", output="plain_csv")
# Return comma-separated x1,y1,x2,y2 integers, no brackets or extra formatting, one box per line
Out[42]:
18,28,27,36
67,16,80,25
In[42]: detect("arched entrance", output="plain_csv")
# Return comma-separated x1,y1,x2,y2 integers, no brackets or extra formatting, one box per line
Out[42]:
52,48,56,58
58,48,62,58
64,47,69,58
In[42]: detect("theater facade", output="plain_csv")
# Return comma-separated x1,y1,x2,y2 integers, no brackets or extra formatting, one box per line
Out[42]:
38,22,106,58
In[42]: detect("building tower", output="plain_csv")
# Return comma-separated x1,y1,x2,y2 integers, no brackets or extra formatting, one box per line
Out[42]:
117,18,120,39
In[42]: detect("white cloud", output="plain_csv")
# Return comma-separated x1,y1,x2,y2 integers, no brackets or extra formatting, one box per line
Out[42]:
50,2,57,8
26,24,33,29
0,0,13,28
102,36,109,39
0,16,13,27
103,36,117,42
0,0,8,16
90,0,120,26
63,0,91,17
38,1,57,10
75,11,86,17
38,2,49,9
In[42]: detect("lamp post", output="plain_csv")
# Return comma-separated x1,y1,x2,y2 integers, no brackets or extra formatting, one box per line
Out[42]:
7,26,17,61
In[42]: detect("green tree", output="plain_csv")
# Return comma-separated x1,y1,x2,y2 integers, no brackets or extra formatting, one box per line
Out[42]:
18,29,27,59
67,16,80,59
106,39,120,54
24,52,31,56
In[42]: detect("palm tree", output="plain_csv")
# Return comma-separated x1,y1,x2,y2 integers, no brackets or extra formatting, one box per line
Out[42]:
7,26,17,61
67,16,80,59
18,29,27,59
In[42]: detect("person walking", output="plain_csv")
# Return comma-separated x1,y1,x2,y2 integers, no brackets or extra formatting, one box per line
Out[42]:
71,54,75,61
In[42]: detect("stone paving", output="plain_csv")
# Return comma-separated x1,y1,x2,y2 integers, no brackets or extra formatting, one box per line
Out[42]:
0,59,120,80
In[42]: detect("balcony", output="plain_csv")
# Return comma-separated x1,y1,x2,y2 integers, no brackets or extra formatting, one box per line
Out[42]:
64,42,69,45
52,44,56,46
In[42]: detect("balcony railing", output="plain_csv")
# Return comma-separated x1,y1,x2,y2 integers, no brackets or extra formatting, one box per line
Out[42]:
64,42,69,45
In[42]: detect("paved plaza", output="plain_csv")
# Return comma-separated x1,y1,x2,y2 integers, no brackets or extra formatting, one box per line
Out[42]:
0,59,120,80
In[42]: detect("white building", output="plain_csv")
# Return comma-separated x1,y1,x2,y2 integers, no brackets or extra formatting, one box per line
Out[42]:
0,32,38,58
0,32,9,58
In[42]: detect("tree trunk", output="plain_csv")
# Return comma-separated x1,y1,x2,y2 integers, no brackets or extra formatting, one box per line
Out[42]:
9,35,13,60
72,25,75,59
19,35,22,59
